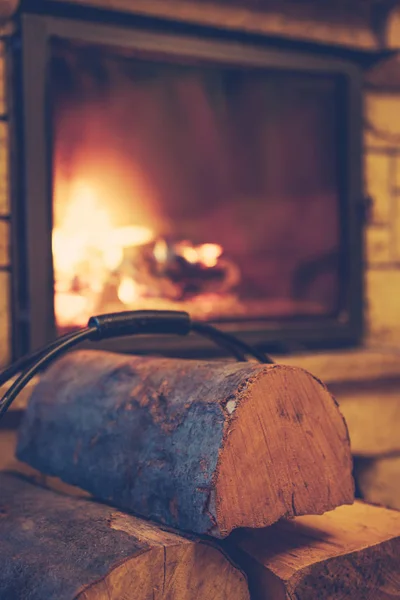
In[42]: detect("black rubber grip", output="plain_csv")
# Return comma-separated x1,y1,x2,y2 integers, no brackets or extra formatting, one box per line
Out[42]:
88,310,192,341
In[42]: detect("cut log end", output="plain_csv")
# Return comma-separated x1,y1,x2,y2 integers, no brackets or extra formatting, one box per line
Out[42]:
214,365,354,536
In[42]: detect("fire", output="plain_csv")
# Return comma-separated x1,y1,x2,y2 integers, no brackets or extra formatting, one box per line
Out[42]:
52,179,233,328
54,292,91,328
174,241,223,268
52,179,154,326
197,243,223,268
111,226,154,248
117,277,141,305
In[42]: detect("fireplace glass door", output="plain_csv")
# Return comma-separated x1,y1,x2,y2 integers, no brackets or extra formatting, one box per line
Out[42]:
16,14,362,354
50,37,343,333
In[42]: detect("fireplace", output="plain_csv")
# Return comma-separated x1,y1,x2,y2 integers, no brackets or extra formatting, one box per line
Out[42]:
10,10,363,357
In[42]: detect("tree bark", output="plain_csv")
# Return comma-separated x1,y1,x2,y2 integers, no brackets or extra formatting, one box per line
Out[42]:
0,472,249,600
228,500,400,600
17,350,354,538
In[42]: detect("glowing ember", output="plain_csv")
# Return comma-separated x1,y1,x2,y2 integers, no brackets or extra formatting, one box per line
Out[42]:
53,180,154,325
118,277,140,305
54,292,91,328
103,245,123,272
180,244,198,265
52,179,233,327
175,241,223,268
153,239,169,263
111,226,154,248
197,243,223,268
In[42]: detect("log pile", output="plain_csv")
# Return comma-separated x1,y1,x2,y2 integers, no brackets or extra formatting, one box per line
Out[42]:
0,349,398,598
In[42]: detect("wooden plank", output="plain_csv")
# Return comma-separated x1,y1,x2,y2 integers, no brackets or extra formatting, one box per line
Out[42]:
230,500,400,600
16,350,354,538
0,472,250,600
46,0,379,50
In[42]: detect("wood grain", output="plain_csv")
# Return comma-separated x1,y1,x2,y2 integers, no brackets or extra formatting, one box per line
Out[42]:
17,350,354,538
0,472,249,600
230,500,400,600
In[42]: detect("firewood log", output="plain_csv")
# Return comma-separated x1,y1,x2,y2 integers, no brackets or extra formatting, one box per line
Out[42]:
228,500,400,600
17,350,354,538
0,472,249,600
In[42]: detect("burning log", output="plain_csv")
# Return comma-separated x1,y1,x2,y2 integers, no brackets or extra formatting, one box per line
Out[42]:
0,472,249,600
229,500,400,600
17,350,354,538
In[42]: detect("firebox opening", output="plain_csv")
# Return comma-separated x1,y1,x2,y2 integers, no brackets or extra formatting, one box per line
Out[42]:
50,37,343,335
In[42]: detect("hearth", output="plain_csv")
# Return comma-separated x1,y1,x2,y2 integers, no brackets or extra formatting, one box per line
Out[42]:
10,10,363,357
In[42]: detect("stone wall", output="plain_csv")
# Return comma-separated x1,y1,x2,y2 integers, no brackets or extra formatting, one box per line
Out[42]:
365,91,400,347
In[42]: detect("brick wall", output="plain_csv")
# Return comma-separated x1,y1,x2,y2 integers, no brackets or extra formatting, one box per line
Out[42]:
365,91,400,347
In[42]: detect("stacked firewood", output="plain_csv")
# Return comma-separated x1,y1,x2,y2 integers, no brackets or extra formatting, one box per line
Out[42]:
1,351,399,598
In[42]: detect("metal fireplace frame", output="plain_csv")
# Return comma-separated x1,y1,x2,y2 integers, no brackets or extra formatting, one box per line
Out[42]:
10,9,364,358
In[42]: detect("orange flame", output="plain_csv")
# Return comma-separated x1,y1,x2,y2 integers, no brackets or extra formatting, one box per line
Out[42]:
176,241,222,268
52,179,227,328
52,179,154,326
